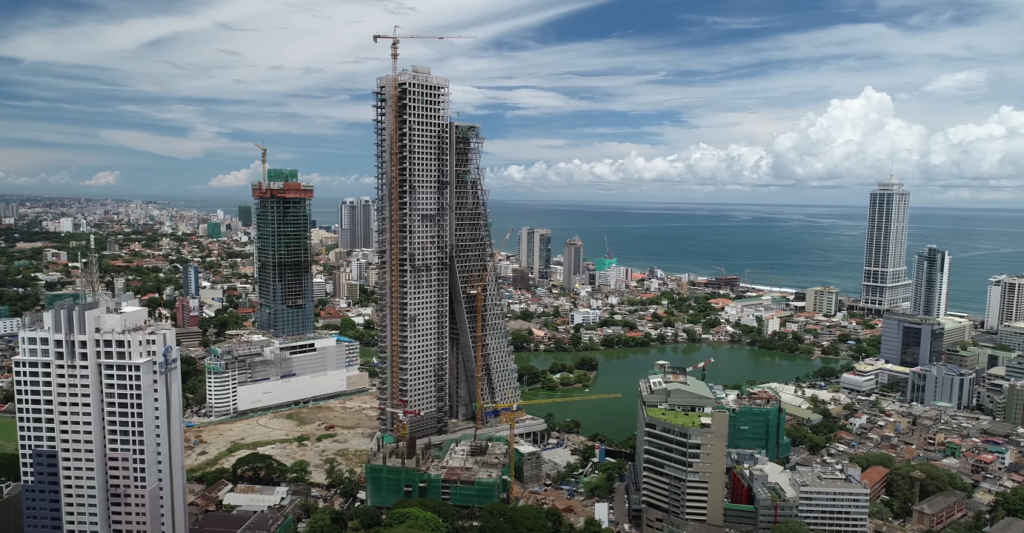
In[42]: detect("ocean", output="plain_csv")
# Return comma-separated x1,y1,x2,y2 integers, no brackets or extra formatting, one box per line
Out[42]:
167,197,1024,316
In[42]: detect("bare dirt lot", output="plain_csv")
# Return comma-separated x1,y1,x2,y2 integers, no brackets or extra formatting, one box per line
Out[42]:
184,393,379,483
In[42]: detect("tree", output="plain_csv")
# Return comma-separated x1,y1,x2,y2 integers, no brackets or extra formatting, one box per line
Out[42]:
871,397,883,411
869,500,892,521
843,402,856,411
683,327,699,342
346,506,383,531
887,464,971,518
390,498,460,526
230,452,286,485
517,364,543,386
307,506,346,533
573,353,599,371
297,498,320,519
510,329,533,351
574,371,591,386
561,419,582,434
323,458,359,498
542,374,559,391
771,520,811,533
383,508,446,533
559,373,574,387
993,485,1024,521
201,466,232,487
287,459,312,484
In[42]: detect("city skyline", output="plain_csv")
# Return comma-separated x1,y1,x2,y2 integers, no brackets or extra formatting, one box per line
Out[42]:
1,1,1023,205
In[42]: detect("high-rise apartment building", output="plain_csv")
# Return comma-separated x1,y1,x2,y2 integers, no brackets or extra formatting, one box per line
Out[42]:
252,168,315,337
562,236,584,291
861,175,912,311
237,204,253,227
636,362,728,530
374,65,517,438
182,262,200,297
517,227,552,283
880,313,971,368
206,221,222,239
0,202,19,219
806,286,840,316
339,197,375,250
985,274,1024,332
59,217,75,233
911,245,951,319
14,297,186,533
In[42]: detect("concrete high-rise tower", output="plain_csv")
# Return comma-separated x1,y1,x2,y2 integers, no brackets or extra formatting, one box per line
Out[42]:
253,168,315,337
518,227,552,283
15,297,187,533
860,174,912,311
985,274,1024,332
562,236,584,291
237,204,253,227
339,197,376,251
374,66,517,438
911,245,951,318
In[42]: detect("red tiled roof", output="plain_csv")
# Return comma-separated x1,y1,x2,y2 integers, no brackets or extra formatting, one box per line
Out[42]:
861,465,889,487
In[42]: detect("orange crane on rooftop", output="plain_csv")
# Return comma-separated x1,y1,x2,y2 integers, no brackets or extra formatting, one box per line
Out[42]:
372,26,475,435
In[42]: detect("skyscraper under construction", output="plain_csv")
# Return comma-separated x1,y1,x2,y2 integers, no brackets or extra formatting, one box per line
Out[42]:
374,65,518,438
253,168,315,337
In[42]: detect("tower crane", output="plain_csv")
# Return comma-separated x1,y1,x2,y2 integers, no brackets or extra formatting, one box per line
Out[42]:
711,265,726,276
254,143,267,182
372,26,475,435
377,400,428,457
477,393,622,504
473,228,515,435
682,358,715,382
743,269,765,287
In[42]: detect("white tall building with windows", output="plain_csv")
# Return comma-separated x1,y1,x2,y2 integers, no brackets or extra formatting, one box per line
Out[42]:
911,245,951,319
985,274,1024,332
517,227,552,283
860,174,912,311
13,296,186,533
338,197,375,251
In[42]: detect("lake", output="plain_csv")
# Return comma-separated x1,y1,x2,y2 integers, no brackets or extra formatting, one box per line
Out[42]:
514,343,838,441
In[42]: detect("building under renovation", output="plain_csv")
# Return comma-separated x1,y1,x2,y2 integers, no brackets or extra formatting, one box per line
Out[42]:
252,169,315,337
374,65,518,439
365,434,509,508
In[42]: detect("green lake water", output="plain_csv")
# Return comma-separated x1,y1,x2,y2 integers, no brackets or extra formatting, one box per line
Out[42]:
514,344,838,441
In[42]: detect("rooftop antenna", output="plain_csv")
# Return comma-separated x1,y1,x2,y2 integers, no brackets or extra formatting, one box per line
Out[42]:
888,159,896,182
254,143,267,182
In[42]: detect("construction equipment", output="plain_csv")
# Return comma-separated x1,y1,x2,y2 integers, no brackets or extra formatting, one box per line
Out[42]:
254,143,267,182
478,393,622,504
372,26,475,434
682,358,715,381
473,227,515,435
711,265,726,276
743,269,765,287
603,233,614,259
377,400,426,456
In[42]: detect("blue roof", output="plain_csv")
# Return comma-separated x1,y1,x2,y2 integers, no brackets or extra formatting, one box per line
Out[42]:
333,335,356,343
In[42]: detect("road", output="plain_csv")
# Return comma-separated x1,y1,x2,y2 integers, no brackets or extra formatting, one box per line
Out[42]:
613,481,630,532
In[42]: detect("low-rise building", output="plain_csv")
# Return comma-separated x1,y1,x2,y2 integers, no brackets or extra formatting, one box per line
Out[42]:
792,464,869,533
999,322,1024,353
806,286,840,316
570,309,601,328
860,466,889,501
0,317,21,337
907,363,975,410
910,491,967,531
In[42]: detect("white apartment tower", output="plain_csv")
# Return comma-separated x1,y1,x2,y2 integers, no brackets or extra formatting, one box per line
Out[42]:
911,245,951,319
860,174,912,311
985,274,1024,332
339,197,375,250
562,236,584,291
517,227,552,283
14,296,186,533
806,286,840,316
374,66,517,438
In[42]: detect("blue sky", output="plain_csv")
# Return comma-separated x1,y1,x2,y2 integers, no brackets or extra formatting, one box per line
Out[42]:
1,0,1023,205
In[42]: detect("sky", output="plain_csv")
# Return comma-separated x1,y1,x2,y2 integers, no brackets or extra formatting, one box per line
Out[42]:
1,0,1023,205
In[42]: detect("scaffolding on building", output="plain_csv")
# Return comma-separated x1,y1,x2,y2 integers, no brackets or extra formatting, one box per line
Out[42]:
716,387,792,460
365,434,509,508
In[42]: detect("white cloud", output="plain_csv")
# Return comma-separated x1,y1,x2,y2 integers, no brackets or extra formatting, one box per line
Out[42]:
922,68,992,93
209,160,262,187
208,163,373,188
488,87,1024,196
0,170,72,186
81,170,120,186
98,129,249,159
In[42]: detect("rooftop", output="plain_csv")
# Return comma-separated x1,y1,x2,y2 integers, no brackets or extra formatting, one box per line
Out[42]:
912,490,965,514
861,466,889,487
987,517,1024,533
645,407,705,428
